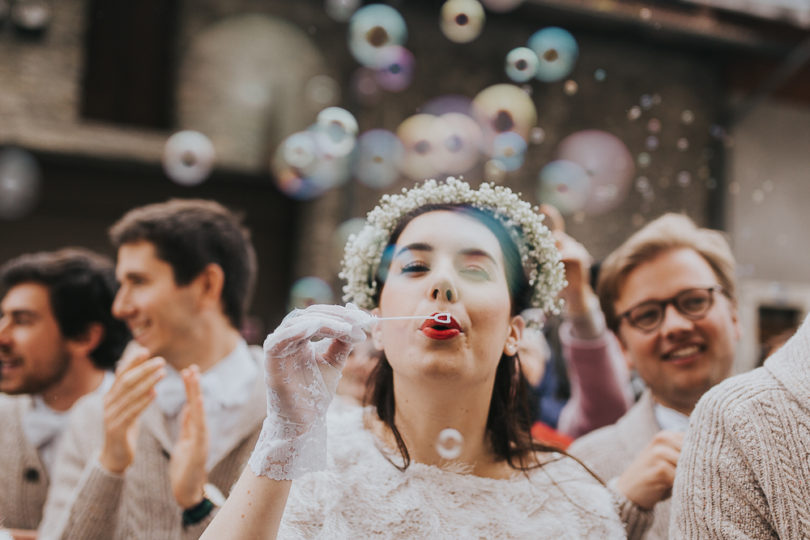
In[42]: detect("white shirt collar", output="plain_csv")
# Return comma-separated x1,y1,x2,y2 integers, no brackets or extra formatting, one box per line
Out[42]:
653,402,690,432
153,339,257,417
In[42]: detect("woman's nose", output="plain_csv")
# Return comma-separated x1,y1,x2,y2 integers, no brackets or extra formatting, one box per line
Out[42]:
430,278,457,303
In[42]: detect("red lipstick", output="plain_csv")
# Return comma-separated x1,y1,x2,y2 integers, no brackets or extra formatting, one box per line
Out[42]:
420,313,461,340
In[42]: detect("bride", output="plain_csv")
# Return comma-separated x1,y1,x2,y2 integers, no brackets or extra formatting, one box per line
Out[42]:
202,178,648,538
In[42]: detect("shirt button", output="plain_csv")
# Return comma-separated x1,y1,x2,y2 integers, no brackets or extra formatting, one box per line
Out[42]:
24,468,40,483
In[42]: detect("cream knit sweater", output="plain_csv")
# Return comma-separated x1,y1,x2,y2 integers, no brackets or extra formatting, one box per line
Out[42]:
670,315,810,538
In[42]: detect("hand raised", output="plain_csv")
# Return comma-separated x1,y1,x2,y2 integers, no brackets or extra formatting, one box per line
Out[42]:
169,365,209,509
100,343,166,474
615,430,684,510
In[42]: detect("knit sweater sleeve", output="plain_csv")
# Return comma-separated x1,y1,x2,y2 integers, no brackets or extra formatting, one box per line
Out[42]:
669,381,776,539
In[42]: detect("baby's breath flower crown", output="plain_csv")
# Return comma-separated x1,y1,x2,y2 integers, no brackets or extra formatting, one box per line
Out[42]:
340,177,565,314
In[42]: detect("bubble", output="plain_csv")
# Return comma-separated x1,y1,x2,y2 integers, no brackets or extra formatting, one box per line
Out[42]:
676,137,689,151
627,106,642,121
162,130,215,186
435,428,464,460
0,147,41,220
440,0,485,43
480,0,523,11
472,84,537,153
554,130,635,214
505,47,539,83
314,107,359,157
353,129,404,189
348,4,407,67
350,67,382,106
647,118,661,133
528,27,578,83
709,124,726,140
282,132,319,170
640,94,653,110
491,131,527,171
762,179,774,192
676,171,691,187
374,45,415,92
563,80,578,95
752,189,765,204
484,159,507,183
397,114,441,180
681,109,695,125
288,277,334,310
639,7,652,20
429,112,483,174
305,74,340,107
645,136,659,151
11,0,51,32
536,160,591,214
421,94,473,116
594,68,607,81
325,0,360,22
272,131,352,200
637,152,651,168
530,126,546,144
635,176,651,192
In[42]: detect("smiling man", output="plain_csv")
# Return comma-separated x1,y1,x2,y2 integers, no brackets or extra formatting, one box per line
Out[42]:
40,200,266,540
569,213,740,539
0,249,128,533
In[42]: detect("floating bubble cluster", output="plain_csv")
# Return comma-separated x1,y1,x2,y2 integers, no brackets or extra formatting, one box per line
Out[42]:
0,147,41,220
527,27,578,83
435,428,464,460
162,130,216,186
440,0,485,43
288,276,334,311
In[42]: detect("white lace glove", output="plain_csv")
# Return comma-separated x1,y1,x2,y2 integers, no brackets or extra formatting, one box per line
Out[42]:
248,303,372,480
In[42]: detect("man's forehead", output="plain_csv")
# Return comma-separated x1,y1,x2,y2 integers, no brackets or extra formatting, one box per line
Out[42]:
1,282,50,312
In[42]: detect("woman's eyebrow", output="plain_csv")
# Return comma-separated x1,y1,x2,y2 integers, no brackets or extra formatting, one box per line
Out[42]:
459,248,498,265
394,242,433,259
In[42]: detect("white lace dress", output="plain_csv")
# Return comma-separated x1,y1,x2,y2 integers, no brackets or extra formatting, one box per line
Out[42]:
277,404,634,539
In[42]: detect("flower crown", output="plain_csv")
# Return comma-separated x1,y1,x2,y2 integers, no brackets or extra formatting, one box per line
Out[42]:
340,177,566,313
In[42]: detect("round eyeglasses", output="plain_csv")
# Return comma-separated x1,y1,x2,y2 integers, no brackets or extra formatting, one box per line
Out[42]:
618,286,728,333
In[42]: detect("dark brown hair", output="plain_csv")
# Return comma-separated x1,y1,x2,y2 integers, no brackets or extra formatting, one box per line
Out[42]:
367,204,558,472
0,248,131,369
109,199,257,330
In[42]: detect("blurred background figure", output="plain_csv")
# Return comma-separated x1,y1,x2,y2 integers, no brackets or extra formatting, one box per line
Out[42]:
335,338,380,407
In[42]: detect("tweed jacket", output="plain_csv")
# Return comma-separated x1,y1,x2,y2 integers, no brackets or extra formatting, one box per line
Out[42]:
0,395,50,530
569,389,668,539
670,316,810,539
38,349,266,540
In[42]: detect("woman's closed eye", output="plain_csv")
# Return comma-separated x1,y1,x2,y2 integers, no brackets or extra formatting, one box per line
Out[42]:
400,261,430,274
461,265,490,279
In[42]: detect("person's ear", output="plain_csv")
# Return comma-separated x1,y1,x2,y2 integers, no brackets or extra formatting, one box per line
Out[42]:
193,263,226,310
503,315,525,357
67,322,104,359
615,330,636,371
370,307,384,349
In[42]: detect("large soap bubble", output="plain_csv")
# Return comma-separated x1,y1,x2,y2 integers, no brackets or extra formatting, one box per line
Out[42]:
288,276,334,310
353,129,403,189
536,159,591,214
472,84,536,154
397,113,442,181
555,130,634,214
528,27,578,83
348,4,407,67
0,147,41,220
429,112,483,175
440,0,485,43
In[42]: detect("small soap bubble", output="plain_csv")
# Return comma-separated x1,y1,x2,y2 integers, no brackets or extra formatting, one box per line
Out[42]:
430,112,483,174
637,152,651,168
647,118,661,133
680,109,695,125
315,107,359,157
593,68,606,81
282,132,318,170
529,126,546,144
563,80,578,95
325,0,360,22
635,176,651,192
288,277,334,311
676,170,691,187
676,137,689,151
639,7,652,20
353,129,404,189
162,130,215,186
645,136,659,151
491,131,527,171
397,114,441,180
440,0,485,43
752,189,765,204
348,4,407,67
484,159,507,183
435,428,464,460
472,83,537,152
627,106,642,121
640,94,654,110
505,47,539,83
374,45,415,92
528,27,578,83
0,147,41,220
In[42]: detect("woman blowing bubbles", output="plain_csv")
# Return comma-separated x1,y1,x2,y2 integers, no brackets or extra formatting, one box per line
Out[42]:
203,178,650,538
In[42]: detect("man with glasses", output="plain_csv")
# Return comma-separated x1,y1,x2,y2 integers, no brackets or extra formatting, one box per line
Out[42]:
569,213,740,539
